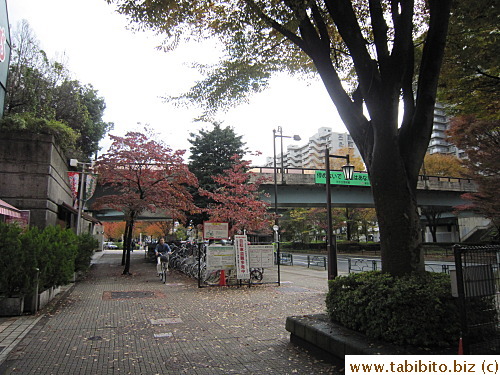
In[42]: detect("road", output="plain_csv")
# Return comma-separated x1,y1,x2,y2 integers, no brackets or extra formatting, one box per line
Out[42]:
281,252,456,274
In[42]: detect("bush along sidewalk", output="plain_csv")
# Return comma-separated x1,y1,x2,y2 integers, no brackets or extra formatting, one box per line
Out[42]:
326,271,498,350
0,222,98,315
326,271,461,348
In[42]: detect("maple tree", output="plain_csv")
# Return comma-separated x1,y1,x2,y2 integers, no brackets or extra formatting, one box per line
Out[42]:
199,154,272,236
93,129,198,274
103,221,126,241
447,115,500,236
142,221,176,240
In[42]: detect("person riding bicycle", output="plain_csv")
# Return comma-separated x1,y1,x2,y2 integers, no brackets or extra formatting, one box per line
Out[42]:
155,238,172,276
155,237,171,256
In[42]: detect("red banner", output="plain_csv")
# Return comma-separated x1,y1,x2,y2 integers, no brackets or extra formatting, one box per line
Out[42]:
67,172,79,200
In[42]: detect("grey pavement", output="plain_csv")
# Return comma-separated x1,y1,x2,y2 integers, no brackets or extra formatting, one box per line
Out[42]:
0,250,341,374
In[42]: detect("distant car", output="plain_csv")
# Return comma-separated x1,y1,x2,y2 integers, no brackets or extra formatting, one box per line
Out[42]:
104,242,118,249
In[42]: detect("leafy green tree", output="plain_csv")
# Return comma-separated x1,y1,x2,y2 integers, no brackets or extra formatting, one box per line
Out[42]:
4,20,113,160
438,0,498,121
188,123,246,225
357,208,378,242
108,0,453,276
436,0,499,238
281,208,314,243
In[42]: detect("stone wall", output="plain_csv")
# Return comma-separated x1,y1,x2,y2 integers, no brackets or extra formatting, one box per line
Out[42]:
0,132,73,228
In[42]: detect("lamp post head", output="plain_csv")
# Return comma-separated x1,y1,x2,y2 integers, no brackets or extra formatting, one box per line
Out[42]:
293,135,301,141
342,164,355,180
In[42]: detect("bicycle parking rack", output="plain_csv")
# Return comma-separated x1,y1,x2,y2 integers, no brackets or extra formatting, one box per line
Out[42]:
196,242,282,288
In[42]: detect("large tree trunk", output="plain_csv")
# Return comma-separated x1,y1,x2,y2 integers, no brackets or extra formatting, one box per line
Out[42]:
306,0,451,276
369,149,425,276
123,212,136,275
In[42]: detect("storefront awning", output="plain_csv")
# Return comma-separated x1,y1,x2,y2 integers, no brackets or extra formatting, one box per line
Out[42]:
0,199,22,218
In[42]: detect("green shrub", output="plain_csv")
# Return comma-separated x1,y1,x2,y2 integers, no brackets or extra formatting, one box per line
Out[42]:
43,226,78,287
75,233,98,273
20,225,78,290
0,113,78,151
0,222,37,296
326,271,461,347
1,223,85,295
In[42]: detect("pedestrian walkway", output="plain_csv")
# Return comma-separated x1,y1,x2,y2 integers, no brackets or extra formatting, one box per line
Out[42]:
0,250,340,374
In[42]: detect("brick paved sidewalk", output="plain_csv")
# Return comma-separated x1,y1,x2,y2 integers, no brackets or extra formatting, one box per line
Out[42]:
0,251,341,374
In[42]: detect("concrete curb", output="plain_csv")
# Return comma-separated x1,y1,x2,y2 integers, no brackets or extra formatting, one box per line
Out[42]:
285,314,456,359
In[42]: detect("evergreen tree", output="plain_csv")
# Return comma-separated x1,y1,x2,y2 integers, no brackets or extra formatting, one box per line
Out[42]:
188,123,246,225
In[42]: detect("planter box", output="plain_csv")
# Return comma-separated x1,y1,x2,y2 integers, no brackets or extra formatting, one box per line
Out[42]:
52,286,61,297
0,296,25,316
23,286,61,313
38,288,53,310
23,292,38,314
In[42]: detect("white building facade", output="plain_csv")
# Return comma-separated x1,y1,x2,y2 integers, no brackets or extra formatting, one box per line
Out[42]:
264,127,362,169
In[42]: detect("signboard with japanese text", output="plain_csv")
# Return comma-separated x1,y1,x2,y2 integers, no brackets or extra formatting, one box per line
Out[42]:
315,171,371,186
203,222,229,239
249,245,274,268
234,235,250,279
206,246,236,271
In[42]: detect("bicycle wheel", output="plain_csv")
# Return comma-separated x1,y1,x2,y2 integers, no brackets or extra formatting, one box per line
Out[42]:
250,268,263,281
161,263,168,284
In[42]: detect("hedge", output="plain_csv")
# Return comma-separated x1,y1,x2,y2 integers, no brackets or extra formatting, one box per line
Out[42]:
0,222,97,296
326,271,461,347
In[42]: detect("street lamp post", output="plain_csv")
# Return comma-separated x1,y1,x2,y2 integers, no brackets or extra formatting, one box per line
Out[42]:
70,159,94,235
273,127,301,285
325,147,355,279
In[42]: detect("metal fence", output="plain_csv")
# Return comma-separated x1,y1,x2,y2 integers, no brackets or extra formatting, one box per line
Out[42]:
346,258,456,274
453,244,500,354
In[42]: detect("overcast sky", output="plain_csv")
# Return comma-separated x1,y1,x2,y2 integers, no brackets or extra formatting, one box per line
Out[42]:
7,0,347,165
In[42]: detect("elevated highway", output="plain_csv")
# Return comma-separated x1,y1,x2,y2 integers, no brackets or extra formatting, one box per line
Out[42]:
88,168,477,221
250,167,477,209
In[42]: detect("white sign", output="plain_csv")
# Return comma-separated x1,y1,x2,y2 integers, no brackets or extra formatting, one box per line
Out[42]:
234,235,250,279
206,246,235,271
249,245,274,268
203,222,229,239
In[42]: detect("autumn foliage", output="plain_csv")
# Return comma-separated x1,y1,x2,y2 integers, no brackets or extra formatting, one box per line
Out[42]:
93,129,198,273
447,115,500,230
199,154,272,236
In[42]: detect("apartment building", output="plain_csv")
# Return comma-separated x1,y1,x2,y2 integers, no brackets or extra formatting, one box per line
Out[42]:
427,103,465,158
264,127,362,169
264,103,464,169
